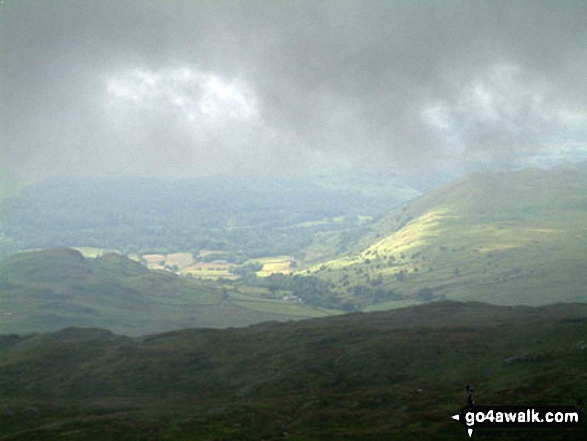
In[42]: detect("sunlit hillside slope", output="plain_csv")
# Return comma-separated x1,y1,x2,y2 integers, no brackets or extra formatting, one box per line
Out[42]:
311,163,587,308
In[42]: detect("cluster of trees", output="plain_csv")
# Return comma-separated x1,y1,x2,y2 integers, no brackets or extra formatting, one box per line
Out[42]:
234,273,405,310
351,284,404,304
240,273,344,309
229,262,263,277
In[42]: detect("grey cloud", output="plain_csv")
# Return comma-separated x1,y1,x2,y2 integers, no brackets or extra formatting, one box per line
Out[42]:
2,0,587,182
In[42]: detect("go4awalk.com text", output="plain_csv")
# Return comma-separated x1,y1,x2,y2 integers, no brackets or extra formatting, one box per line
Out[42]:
452,405,582,437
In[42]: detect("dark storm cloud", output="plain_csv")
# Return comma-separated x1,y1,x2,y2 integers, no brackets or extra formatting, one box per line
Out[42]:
2,0,587,182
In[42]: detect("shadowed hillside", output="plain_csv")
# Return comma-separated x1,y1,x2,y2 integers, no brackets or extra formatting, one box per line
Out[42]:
0,301,585,440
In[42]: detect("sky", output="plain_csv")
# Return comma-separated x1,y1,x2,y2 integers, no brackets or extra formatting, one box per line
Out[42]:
2,0,587,186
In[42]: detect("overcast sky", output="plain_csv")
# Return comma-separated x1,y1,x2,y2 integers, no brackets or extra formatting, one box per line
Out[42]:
2,0,587,184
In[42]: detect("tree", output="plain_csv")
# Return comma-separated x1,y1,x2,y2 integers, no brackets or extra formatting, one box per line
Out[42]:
416,288,434,302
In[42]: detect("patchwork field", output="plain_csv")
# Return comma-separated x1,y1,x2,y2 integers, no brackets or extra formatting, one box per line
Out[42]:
141,252,234,279
164,252,194,268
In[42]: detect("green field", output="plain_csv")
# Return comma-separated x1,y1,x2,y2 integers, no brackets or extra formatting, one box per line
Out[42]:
0,301,585,440
254,255,294,276
234,299,332,317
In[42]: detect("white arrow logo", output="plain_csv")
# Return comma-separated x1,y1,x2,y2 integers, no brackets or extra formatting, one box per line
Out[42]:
451,413,474,437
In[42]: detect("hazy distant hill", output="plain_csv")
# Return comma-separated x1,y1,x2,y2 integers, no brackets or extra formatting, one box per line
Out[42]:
312,163,587,308
0,176,387,261
0,179,18,260
0,301,585,440
0,248,332,335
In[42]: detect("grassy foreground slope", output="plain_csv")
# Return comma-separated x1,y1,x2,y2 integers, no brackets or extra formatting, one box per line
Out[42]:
0,301,585,440
311,163,587,307
0,249,331,335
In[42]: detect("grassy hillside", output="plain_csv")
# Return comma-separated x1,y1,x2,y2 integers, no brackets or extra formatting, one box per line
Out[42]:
0,301,585,440
0,249,334,335
310,164,587,309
